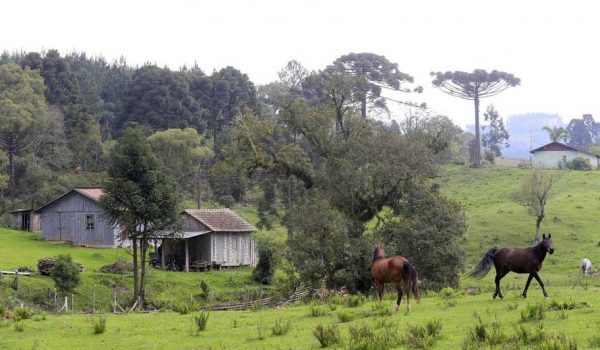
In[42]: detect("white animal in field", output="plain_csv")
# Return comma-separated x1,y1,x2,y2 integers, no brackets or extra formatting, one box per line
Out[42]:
581,258,592,276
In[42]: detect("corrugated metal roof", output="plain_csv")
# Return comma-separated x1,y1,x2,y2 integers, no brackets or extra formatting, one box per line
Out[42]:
530,142,599,157
183,209,256,232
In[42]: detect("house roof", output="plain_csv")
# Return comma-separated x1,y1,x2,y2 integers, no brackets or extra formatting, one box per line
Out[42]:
34,187,104,213
530,142,599,157
183,209,256,232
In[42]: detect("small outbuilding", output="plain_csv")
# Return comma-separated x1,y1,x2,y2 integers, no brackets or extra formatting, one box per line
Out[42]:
159,209,257,272
530,142,599,169
10,209,41,232
34,187,120,247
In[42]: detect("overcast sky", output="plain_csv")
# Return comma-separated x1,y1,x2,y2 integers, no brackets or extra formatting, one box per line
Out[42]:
2,0,599,128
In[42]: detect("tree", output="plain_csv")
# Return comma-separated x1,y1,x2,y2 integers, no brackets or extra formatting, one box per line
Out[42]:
148,128,213,206
567,114,598,150
0,64,46,198
50,254,81,296
514,168,562,243
542,126,570,143
100,124,181,306
481,105,509,157
431,70,520,167
332,53,422,118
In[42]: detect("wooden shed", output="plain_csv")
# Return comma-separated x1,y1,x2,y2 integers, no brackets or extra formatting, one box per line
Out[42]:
9,209,41,232
160,209,257,272
34,187,120,247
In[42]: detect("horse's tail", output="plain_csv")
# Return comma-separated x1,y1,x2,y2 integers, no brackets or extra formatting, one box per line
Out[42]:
467,247,498,279
404,262,421,303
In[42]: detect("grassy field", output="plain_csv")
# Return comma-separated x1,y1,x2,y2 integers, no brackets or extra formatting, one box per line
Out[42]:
2,165,600,349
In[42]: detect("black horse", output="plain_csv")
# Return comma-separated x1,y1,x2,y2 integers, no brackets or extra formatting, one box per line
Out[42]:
469,234,554,299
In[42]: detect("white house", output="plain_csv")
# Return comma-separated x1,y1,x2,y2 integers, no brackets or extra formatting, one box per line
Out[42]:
530,142,599,169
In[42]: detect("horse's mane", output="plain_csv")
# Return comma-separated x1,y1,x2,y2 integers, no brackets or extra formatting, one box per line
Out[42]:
373,246,385,263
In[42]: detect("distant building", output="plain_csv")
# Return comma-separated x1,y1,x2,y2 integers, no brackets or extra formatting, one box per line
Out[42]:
530,142,599,169
34,187,120,247
160,209,257,271
9,209,41,232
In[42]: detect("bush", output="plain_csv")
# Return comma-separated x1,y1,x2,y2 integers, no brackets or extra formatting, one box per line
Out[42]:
256,323,267,340
512,324,545,345
566,157,592,170
520,303,545,322
217,195,236,208
308,303,327,317
252,246,275,285
14,307,34,321
404,320,442,349
337,310,354,323
192,311,209,332
50,255,81,295
346,295,364,308
99,259,133,274
313,324,341,348
173,301,194,315
539,333,577,350
94,315,107,334
14,321,24,332
439,287,457,308
272,318,291,336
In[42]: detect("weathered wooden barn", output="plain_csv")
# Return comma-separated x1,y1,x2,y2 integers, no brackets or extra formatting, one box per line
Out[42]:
10,209,41,232
531,142,599,169
34,187,120,247
160,209,257,271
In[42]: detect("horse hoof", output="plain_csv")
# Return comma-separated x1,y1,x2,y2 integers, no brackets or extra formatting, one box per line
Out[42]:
522,294,527,299
492,293,497,299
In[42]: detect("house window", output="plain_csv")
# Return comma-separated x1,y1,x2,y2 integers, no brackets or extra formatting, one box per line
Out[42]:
86,215,95,230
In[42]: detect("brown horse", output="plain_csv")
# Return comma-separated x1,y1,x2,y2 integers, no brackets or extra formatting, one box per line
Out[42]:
371,245,420,312
469,234,555,299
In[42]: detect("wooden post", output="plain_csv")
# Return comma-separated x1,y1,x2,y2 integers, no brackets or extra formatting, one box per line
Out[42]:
185,239,189,272
161,242,166,269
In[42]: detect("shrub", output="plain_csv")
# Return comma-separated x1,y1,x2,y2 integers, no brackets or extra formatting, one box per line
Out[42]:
50,255,81,295
566,157,592,170
439,287,457,308
272,318,291,336
199,280,212,301
256,323,267,340
99,259,133,274
218,195,236,208
512,324,545,345
192,311,209,332
520,303,545,322
94,315,107,334
328,303,338,311
589,335,600,348
14,307,34,321
404,320,442,349
308,303,327,317
346,295,364,308
252,246,275,284
539,333,577,350
14,321,24,332
172,301,193,315
337,310,354,323
313,324,341,348
367,303,392,317
547,299,589,311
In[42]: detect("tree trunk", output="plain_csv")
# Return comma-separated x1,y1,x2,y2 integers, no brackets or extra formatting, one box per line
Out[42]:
132,238,139,304
140,238,147,308
8,137,16,199
473,94,481,167
360,97,367,119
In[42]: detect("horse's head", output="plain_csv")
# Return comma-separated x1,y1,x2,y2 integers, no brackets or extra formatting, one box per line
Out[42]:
542,233,554,254
373,244,385,262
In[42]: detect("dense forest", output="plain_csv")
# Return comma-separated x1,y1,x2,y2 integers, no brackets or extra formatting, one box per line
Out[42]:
0,50,530,291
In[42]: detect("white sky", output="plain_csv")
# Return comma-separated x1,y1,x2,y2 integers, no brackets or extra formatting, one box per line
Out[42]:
3,0,599,128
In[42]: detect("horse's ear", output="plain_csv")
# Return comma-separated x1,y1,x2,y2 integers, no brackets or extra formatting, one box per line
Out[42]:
548,233,551,239
542,233,546,239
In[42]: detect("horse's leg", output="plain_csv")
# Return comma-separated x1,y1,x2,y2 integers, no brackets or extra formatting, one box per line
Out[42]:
522,273,535,298
494,270,508,299
394,282,403,312
532,272,548,298
378,282,384,302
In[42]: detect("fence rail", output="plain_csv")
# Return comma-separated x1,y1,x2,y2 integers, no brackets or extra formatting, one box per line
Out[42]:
205,289,309,311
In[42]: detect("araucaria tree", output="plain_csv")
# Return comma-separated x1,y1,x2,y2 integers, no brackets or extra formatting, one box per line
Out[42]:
514,168,562,243
0,64,46,198
431,70,520,167
100,124,181,306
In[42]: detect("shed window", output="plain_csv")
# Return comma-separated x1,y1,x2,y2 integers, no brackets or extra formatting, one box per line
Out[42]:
86,215,95,230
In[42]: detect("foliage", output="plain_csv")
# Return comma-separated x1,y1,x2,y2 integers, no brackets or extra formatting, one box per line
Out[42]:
252,245,275,285
271,318,291,336
13,307,34,321
513,168,562,242
567,114,598,151
50,254,81,295
404,319,443,349
93,315,107,334
543,126,570,143
192,311,209,332
375,188,466,290
100,124,182,305
431,69,520,167
481,105,509,156
520,303,546,322
336,310,354,323
313,324,341,348
565,157,592,170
